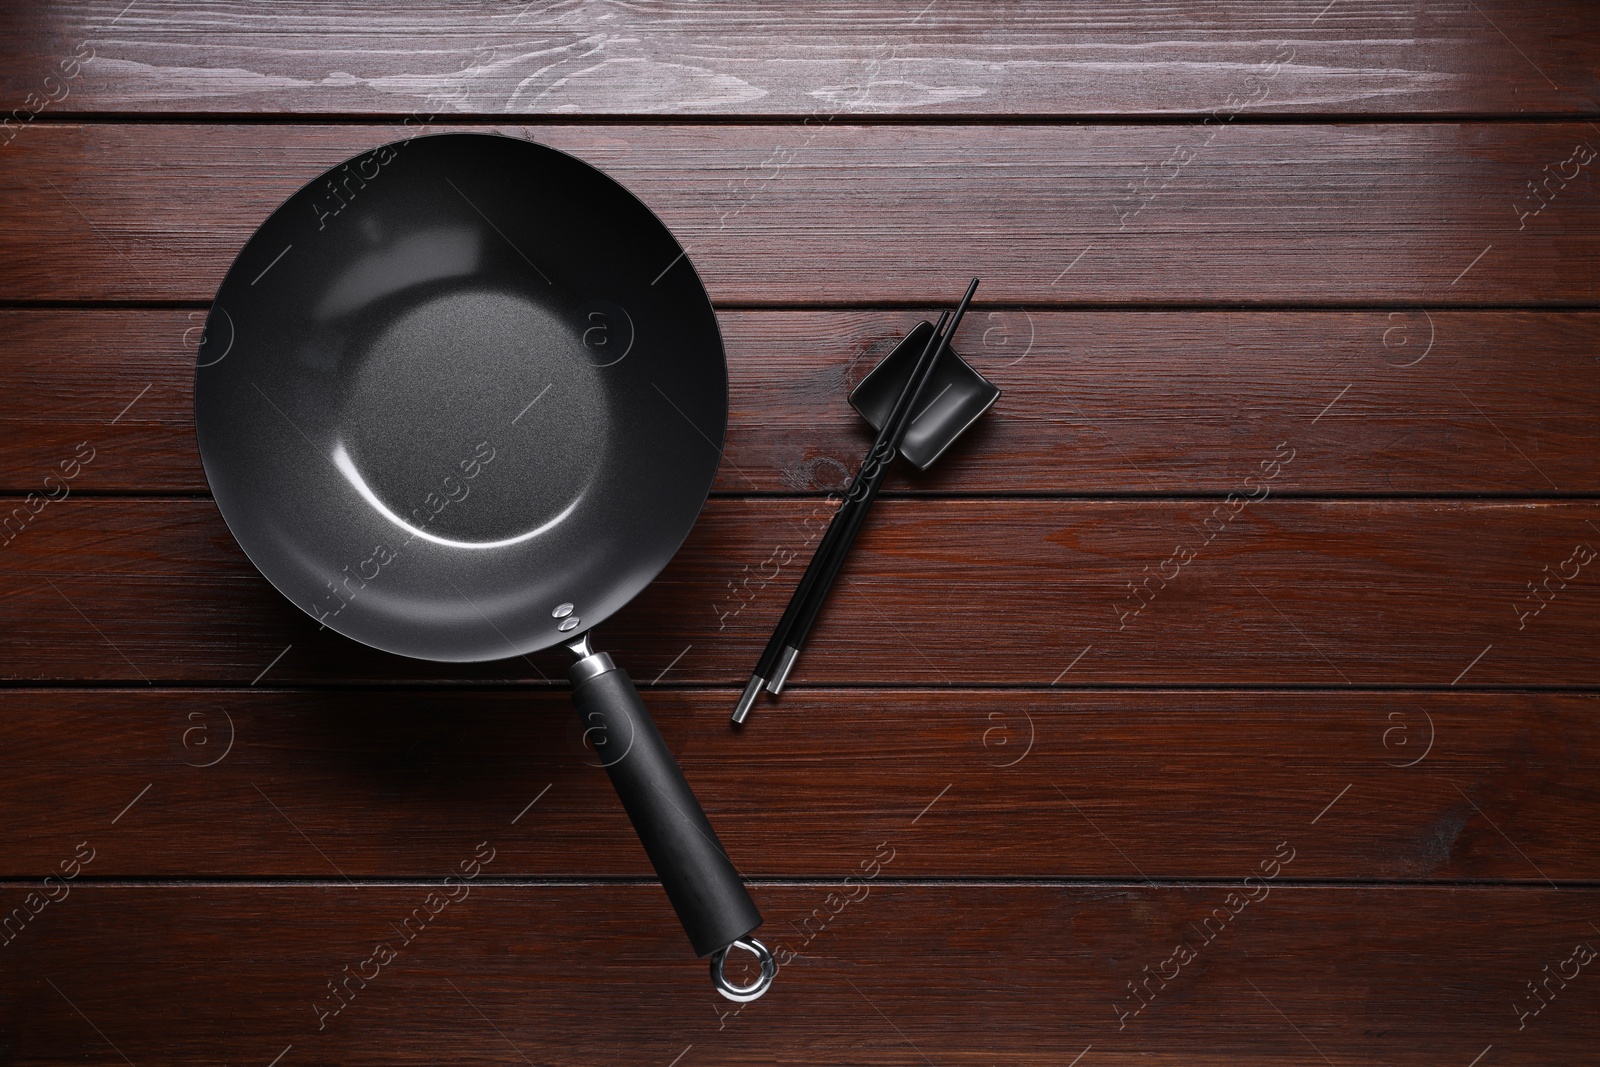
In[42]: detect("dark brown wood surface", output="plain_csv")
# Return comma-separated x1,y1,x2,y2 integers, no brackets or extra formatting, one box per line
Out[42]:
5,499,1599,685
4,309,1598,495
2,886,1597,1066
3,122,1599,303
0,688,1595,880
3,3,1598,1064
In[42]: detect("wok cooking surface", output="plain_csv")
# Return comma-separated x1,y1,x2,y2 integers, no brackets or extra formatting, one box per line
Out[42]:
194,133,726,662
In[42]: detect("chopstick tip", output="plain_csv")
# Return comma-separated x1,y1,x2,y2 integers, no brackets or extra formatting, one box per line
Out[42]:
731,675,765,725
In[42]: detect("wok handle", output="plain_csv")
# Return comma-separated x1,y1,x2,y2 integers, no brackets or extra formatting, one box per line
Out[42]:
569,650,771,996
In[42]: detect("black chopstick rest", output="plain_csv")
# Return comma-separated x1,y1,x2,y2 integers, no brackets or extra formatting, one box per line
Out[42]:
849,321,1001,470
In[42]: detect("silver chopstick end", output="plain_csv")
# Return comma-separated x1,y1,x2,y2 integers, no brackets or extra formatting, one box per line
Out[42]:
731,676,765,725
765,645,800,695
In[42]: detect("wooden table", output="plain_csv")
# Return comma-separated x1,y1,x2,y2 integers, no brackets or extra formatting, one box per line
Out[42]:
2,3,1597,1064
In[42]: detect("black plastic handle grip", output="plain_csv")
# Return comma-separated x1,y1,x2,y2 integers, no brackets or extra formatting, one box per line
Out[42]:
570,663,762,958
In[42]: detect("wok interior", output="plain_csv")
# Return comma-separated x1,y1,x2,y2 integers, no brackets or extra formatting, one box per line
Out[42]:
195,134,726,662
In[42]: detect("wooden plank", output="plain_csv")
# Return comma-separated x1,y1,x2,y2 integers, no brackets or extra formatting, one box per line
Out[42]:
3,2,1596,117
4,122,1598,303
5,308,1599,496
0,884,1593,1065
3,499,1597,686
0,687,1593,880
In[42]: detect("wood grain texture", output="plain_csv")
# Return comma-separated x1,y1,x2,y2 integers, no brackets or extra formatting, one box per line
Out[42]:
3,499,1596,686
0,687,1593,880
0,884,1594,1066
4,5,1598,1063
3,1,1597,117
4,122,1598,303
4,308,1599,496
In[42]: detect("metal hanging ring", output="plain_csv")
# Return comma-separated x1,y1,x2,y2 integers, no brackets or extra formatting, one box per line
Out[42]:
710,937,776,1002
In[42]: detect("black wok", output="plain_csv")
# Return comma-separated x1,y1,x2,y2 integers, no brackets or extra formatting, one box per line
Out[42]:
193,132,771,1000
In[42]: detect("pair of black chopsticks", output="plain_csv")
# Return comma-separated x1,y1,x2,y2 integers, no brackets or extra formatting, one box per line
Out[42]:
732,278,980,725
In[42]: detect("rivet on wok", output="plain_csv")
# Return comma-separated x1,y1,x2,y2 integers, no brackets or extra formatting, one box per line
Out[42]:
557,616,580,631
553,602,574,618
